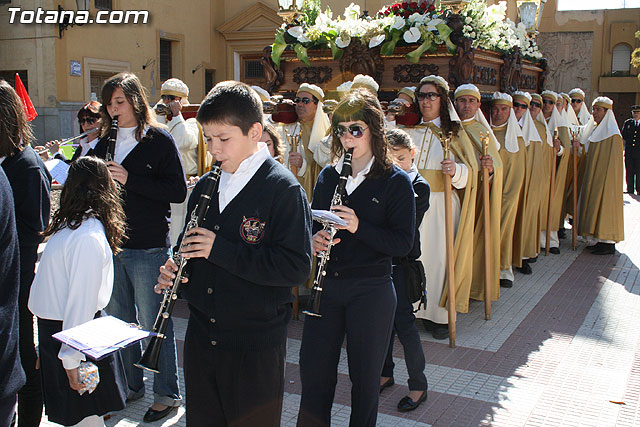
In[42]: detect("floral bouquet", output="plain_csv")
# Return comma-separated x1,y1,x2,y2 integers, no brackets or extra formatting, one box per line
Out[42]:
271,0,543,68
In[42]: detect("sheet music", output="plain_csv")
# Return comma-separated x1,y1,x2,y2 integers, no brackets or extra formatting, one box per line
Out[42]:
311,209,347,226
53,316,154,360
45,158,70,185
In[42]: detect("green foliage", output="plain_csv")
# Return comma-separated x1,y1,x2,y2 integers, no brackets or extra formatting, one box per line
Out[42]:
301,0,321,27
632,31,640,82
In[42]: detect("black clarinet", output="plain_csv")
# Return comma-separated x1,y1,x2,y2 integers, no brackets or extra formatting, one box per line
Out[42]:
105,115,118,162
304,148,353,318
135,162,222,373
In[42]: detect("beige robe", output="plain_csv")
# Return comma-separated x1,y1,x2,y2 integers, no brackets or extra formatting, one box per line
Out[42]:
462,120,503,303
540,125,571,232
521,126,547,258
578,134,625,242
404,123,478,321
493,126,527,269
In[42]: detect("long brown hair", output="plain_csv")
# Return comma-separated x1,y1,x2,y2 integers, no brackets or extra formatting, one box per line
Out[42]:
43,157,127,254
415,81,461,137
0,79,34,157
262,123,285,161
99,72,161,142
330,88,393,178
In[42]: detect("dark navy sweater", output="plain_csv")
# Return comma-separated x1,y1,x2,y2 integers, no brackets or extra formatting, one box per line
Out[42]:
398,173,430,262
181,157,313,351
94,127,187,249
311,164,416,280
1,145,51,250
0,167,26,399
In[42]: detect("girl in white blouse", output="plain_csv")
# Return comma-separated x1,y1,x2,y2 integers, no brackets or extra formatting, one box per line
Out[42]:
28,157,127,427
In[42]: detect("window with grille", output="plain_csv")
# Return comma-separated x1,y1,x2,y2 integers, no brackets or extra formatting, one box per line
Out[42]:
240,55,266,85
0,70,28,92
95,0,112,10
160,39,172,83
90,71,116,100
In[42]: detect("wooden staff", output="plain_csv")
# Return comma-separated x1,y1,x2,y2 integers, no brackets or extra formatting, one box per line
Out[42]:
545,128,559,256
480,133,492,321
571,129,579,251
441,131,456,348
285,129,301,319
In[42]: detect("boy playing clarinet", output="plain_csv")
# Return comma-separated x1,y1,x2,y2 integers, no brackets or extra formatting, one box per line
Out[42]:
156,81,313,426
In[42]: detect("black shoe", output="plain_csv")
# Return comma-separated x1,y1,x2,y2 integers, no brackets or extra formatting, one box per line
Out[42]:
380,377,395,393
587,242,605,252
528,256,538,263
431,324,449,340
592,243,615,255
550,247,560,254
143,406,177,423
517,260,532,275
421,319,435,332
397,390,427,412
558,229,566,239
500,279,513,288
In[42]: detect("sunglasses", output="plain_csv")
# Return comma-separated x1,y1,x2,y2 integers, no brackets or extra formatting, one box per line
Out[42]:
543,100,554,105
513,102,528,109
78,117,97,125
530,101,542,108
161,95,177,101
334,124,368,138
416,92,440,101
571,98,583,104
294,97,316,105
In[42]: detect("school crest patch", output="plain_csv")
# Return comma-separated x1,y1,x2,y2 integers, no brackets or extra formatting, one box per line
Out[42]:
240,216,266,244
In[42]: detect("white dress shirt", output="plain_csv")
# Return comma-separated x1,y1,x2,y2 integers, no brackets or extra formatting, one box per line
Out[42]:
28,217,113,369
334,154,374,195
77,136,99,157
218,143,271,212
113,126,139,164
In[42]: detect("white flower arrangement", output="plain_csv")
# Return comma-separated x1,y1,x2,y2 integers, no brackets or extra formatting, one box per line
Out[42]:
271,0,543,67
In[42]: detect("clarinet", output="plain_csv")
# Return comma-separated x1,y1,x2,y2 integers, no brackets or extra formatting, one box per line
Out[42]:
105,115,118,162
304,148,354,318
135,161,222,373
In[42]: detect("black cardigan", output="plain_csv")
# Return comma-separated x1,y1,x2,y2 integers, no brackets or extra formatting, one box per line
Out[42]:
0,167,26,399
181,157,313,351
311,164,416,280
1,145,51,250
94,127,187,249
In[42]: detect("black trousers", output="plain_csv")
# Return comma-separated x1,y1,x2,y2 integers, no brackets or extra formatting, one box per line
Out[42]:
297,276,396,427
625,154,640,194
382,265,427,391
0,395,16,427
17,246,42,427
183,315,286,427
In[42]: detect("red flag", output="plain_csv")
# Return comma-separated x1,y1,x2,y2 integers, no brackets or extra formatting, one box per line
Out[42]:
14,73,37,122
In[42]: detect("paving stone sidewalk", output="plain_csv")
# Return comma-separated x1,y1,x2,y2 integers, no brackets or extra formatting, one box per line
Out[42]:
39,194,640,426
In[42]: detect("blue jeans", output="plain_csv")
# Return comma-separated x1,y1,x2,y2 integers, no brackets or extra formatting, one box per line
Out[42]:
382,265,428,391
107,247,181,406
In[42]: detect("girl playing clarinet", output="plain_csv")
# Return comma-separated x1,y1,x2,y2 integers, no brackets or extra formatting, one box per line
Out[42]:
297,88,416,427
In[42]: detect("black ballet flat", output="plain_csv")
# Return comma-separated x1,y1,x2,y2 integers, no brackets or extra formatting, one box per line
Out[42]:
143,405,177,423
397,390,427,412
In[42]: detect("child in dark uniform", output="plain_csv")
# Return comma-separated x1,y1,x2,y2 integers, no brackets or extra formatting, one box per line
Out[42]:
156,81,313,426
381,128,430,412
297,89,416,427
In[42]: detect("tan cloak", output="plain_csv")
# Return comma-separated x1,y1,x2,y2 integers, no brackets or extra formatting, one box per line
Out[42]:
541,125,571,231
493,127,527,269
462,120,503,302
578,134,625,242
521,126,547,258
404,123,478,317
